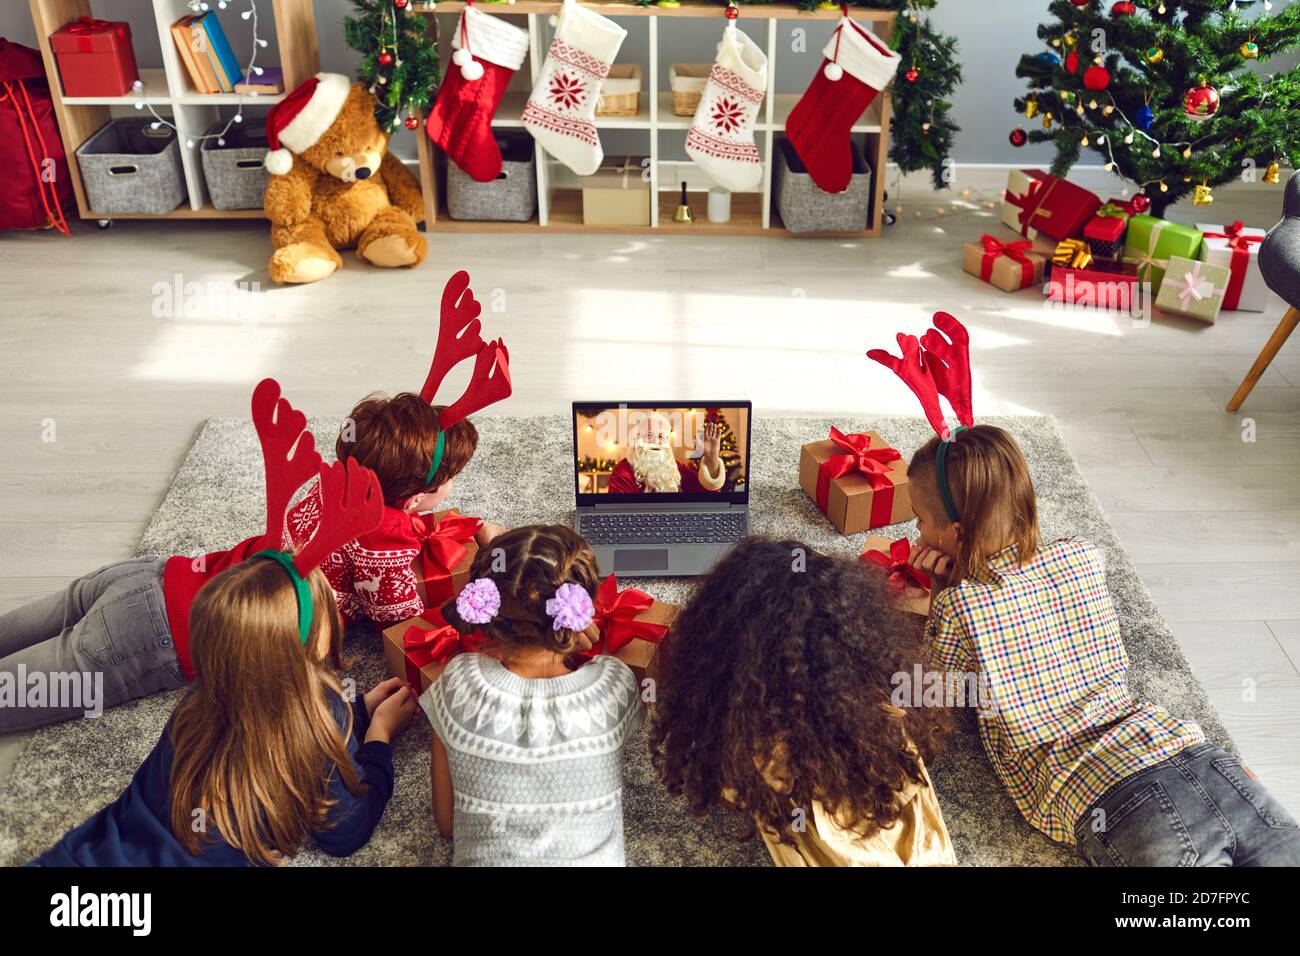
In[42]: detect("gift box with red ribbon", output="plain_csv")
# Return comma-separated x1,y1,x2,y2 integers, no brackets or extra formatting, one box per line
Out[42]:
1084,201,1133,260
798,427,912,535
577,574,678,684
382,608,488,692
1045,259,1140,311
412,509,481,607
50,17,139,97
1002,168,1101,242
962,233,1047,292
1196,221,1269,312
860,535,931,616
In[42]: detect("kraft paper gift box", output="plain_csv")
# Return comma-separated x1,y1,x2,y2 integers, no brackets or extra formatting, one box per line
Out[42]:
1045,259,1140,311
584,574,677,685
1122,214,1204,293
412,508,481,606
1197,221,1270,312
1155,255,1232,324
382,610,487,693
962,234,1047,292
860,535,931,617
582,157,651,226
1002,168,1101,242
799,428,912,535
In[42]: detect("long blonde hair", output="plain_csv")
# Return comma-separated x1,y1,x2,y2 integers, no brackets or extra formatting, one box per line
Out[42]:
168,560,362,866
908,424,1040,583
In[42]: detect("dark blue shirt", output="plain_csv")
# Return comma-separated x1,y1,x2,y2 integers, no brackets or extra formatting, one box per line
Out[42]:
33,694,393,866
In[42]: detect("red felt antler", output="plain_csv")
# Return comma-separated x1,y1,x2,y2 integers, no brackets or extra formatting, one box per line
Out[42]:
438,338,512,430
250,378,322,552
292,457,384,576
419,270,485,404
920,312,974,428
867,333,951,439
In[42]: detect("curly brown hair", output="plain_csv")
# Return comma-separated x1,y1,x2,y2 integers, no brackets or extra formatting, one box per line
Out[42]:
335,393,478,507
649,536,947,845
441,524,600,656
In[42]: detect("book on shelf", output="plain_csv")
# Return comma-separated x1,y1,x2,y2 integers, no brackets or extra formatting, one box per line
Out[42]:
236,67,284,95
170,16,211,93
196,11,243,93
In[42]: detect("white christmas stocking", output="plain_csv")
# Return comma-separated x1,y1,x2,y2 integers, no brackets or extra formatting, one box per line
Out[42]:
685,24,768,192
521,0,627,176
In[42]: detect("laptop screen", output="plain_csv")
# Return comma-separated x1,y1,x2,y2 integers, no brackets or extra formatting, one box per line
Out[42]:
573,402,752,505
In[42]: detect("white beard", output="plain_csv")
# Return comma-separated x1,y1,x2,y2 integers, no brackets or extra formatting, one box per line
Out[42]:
628,445,681,493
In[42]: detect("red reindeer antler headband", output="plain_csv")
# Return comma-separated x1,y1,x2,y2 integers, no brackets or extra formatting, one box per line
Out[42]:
419,270,513,484
249,378,384,644
867,312,974,522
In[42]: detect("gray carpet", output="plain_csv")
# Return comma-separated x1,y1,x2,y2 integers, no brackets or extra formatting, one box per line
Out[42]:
0,415,1232,867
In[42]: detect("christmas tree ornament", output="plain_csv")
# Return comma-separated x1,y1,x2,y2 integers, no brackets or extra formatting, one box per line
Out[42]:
1070,0,1090,6
1010,126,1028,147
377,50,394,67
904,67,920,82
1145,46,1164,64
394,0,408,8
1065,49,1080,73
686,16,768,192
1193,183,1213,206
785,15,899,194
1025,93,1039,119
1064,34,1077,47
1130,193,1151,212
1136,104,1153,130
1043,110,1054,130
426,4,530,182
1036,52,1060,65
521,0,628,176
1110,1,1136,15
1084,65,1110,91
1240,41,1259,59
405,113,419,129
1265,160,1281,184
1184,81,1220,120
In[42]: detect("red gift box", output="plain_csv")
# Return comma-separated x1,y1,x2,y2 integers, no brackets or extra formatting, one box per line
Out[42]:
50,17,139,98
1084,202,1131,260
1005,170,1101,242
1045,260,1140,310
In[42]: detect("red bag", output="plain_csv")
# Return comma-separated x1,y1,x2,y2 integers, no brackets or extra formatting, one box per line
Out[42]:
0,38,73,234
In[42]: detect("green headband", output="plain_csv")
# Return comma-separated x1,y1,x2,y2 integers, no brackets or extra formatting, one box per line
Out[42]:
425,429,446,486
934,426,966,524
252,549,312,646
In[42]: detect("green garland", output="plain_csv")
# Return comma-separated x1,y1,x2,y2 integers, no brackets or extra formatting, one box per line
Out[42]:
343,0,441,131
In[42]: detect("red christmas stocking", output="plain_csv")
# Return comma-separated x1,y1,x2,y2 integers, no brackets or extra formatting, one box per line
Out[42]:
425,5,530,183
785,16,901,194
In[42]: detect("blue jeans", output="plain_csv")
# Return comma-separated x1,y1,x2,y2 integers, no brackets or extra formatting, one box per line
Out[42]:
1075,742,1300,867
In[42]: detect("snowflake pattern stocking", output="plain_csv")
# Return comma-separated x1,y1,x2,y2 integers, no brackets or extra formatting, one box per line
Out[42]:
685,24,768,193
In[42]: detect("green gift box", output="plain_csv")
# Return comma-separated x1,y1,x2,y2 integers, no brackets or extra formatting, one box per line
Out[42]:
1154,255,1232,324
1122,215,1204,292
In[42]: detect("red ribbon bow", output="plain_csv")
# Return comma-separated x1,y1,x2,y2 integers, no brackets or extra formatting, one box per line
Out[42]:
1004,172,1057,236
860,538,931,592
815,428,902,529
978,233,1035,288
1202,221,1264,310
581,574,669,659
413,511,483,605
68,17,112,33
66,16,127,53
401,612,485,686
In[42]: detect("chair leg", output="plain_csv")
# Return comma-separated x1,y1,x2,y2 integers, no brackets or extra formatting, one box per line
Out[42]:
1226,306,1300,412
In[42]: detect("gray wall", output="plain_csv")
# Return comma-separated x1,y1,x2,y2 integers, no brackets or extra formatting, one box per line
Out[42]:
4,0,1292,167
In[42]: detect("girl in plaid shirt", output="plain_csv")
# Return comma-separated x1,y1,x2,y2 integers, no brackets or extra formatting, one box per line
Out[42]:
905,424,1300,866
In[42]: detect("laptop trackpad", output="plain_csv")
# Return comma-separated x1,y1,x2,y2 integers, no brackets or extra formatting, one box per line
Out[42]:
614,548,670,573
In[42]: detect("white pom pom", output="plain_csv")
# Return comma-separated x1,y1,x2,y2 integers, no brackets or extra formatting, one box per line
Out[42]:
823,62,844,82
452,48,471,67
461,59,484,82
548,14,558,26
264,148,293,175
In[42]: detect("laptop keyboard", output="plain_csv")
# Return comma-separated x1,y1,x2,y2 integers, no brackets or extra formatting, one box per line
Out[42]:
579,511,747,545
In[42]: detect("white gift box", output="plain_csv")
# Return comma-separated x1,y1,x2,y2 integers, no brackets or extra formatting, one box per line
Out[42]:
1196,221,1271,312
1000,168,1050,240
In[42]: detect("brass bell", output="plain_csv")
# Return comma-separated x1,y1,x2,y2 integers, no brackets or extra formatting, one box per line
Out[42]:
1264,161,1281,185
673,181,695,224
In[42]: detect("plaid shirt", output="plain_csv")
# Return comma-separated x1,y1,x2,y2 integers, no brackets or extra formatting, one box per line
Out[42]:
927,538,1203,845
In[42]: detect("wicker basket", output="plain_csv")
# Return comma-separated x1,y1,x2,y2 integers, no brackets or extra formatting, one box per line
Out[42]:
596,64,641,117
669,63,710,117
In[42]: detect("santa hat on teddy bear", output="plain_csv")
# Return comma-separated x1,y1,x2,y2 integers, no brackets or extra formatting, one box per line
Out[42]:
263,72,352,175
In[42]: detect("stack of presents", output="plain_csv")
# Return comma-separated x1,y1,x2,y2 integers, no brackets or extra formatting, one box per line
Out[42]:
382,430,931,689
962,167,1270,322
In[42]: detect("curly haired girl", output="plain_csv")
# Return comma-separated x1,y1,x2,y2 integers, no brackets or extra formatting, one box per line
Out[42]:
649,536,954,866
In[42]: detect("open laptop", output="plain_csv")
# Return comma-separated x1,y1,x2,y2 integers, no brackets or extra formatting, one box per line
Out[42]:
572,401,752,577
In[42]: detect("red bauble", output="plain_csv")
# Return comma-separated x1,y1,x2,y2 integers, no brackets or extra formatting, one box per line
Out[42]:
394,0,409,8
1110,1,1136,15
377,51,394,67
1070,0,1091,5
1084,65,1110,91
904,67,920,83
404,115,419,129
1065,49,1080,74
1010,127,1028,148
1130,194,1151,213
725,5,738,19
1184,82,1221,120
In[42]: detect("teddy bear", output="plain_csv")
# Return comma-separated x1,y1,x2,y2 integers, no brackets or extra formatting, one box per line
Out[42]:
262,72,427,284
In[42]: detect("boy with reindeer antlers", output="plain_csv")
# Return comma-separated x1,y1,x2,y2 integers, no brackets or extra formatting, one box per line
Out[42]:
285,270,512,627
0,379,395,733
869,313,1300,867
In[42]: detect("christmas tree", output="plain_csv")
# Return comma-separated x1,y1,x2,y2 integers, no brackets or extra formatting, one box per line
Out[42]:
343,0,440,132
1014,0,1300,217
704,408,744,492
888,1,963,190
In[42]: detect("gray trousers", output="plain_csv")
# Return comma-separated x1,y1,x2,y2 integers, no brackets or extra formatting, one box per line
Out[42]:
1076,742,1300,867
0,558,186,733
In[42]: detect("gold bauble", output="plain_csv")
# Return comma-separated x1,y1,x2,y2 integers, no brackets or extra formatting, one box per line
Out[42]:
1192,184,1214,206
1265,161,1281,185
1064,34,1077,48
1240,41,1259,59
1146,47,1164,64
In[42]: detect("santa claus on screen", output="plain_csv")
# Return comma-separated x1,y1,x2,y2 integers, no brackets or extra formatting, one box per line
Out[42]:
607,413,725,494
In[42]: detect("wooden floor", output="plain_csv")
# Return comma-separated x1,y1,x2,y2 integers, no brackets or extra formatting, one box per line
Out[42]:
2,181,1298,821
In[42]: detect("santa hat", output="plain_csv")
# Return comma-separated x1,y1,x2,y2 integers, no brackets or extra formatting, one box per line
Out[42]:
263,72,351,175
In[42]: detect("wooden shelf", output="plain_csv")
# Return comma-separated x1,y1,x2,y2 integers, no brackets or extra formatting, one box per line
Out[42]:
417,2,896,22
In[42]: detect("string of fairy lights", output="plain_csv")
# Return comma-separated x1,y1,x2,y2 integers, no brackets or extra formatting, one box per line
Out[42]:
131,0,269,149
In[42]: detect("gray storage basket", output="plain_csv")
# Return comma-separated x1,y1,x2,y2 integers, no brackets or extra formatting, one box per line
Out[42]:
201,121,270,210
76,118,186,215
774,137,872,234
446,131,537,222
